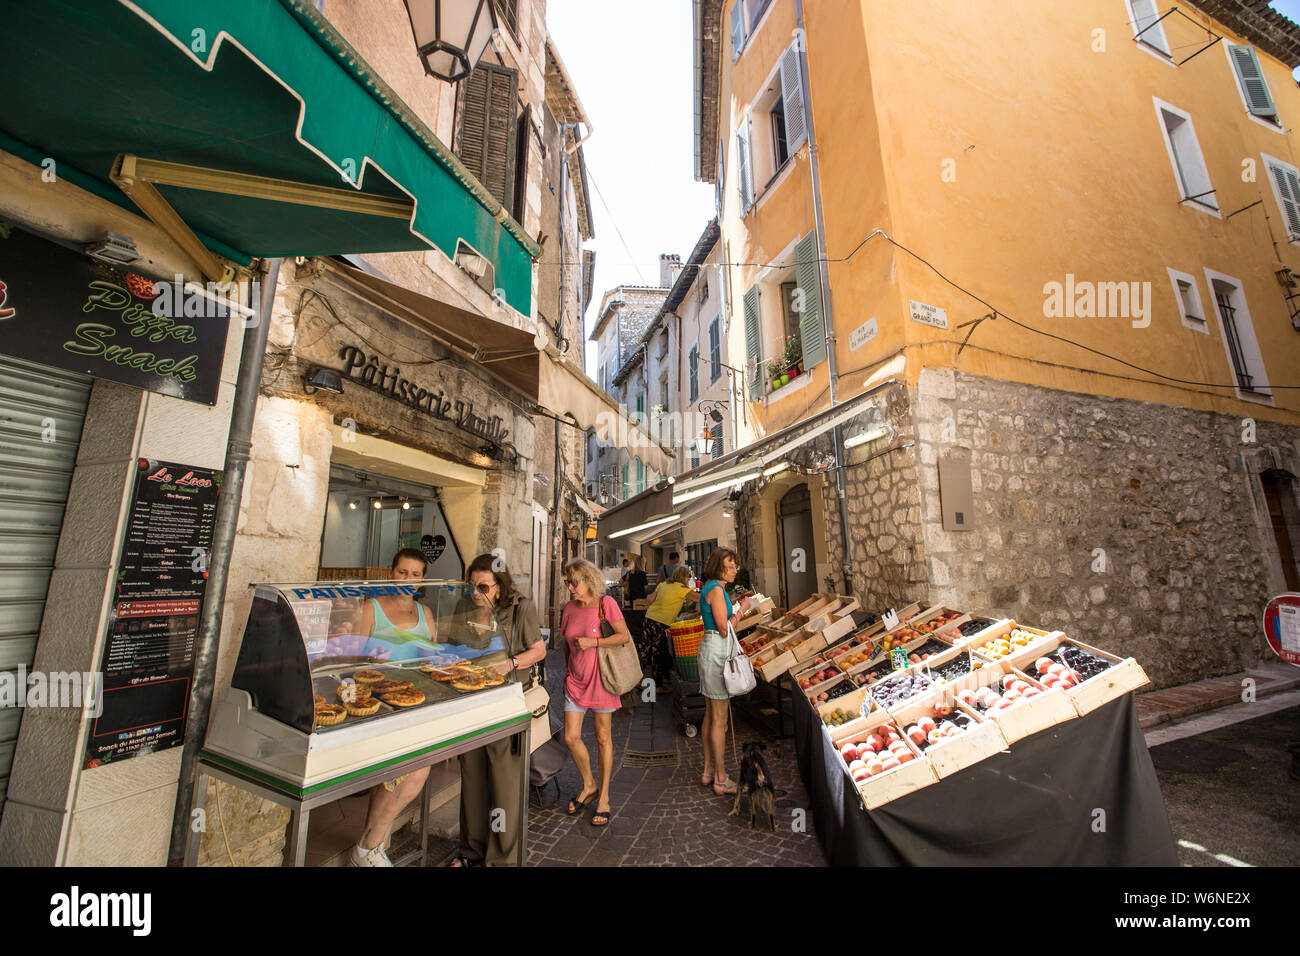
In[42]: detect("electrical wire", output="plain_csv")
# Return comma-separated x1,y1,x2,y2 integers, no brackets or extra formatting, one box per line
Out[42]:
586,166,651,286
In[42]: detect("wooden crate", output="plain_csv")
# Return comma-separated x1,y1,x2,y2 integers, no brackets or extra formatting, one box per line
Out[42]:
817,686,877,743
945,660,1077,744
886,690,1008,779
791,596,862,663
965,619,1062,663
836,711,940,810
732,594,776,633
1002,635,1152,716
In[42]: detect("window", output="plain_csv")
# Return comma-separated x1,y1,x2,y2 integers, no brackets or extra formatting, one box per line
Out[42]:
771,94,790,170
709,319,722,382
780,280,802,348
1227,44,1280,126
1127,0,1170,57
621,461,629,499
1204,269,1272,402
456,63,520,210
740,46,808,203
1264,155,1300,241
636,458,645,495
689,346,699,401
1154,100,1218,212
492,0,519,41
730,0,771,60
1166,268,1207,333
699,272,710,304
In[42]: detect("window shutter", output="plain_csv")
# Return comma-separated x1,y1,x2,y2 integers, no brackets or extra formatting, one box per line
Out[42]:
731,0,745,59
689,347,699,401
711,423,724,458
1130,0,1169,54
737,117,754,210
780,45,808,153
1270,163,1300,238
744,286,762,400
456,63,519,207
512,104,532,224
1229,46,1277,119
794,233,827,369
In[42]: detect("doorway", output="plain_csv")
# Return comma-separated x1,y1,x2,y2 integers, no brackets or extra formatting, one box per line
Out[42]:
1261,470,1300,592
778,484,816,609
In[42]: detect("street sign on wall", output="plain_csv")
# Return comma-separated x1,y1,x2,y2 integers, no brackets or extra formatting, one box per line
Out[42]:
1262,593,1300,666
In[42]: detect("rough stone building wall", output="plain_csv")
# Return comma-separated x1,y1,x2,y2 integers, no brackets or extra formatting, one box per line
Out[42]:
912,367,1300,689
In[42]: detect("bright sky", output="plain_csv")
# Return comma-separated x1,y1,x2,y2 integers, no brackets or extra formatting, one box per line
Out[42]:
544,0,716,373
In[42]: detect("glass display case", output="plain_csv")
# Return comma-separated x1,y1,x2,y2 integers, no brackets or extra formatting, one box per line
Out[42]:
202,580,530,792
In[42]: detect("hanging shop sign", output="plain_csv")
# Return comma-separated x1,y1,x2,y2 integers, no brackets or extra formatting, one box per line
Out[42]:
85,459,221,767
1262,593,1300,666
0,226,231,405
337,344,516,457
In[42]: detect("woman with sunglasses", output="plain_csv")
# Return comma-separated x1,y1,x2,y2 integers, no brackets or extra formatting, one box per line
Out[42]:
559,558,631,827
449,554,546,866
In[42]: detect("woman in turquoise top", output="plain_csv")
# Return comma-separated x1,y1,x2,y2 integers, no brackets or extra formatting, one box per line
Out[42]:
697,547,753,797
358,549,439,662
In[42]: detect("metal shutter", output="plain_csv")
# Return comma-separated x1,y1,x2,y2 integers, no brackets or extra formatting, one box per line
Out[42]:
0,355,91,820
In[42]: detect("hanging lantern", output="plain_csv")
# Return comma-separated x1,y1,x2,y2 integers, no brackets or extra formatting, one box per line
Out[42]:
402,0,499,83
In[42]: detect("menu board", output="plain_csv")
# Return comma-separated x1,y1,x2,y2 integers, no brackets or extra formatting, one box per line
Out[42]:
85,459,221,767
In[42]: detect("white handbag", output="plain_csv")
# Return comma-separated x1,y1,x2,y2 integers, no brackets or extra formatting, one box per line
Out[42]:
722,622,757,697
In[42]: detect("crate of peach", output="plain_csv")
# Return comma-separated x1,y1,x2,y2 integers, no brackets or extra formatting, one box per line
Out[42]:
886,688,1008,779
833,708,940,810
999,635,1152,716
967,620,1061,662
943,659,1077,744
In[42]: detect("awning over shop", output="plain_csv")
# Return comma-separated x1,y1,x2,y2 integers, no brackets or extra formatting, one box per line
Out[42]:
317,259,540,402
0,0,537,312
596,380,901,542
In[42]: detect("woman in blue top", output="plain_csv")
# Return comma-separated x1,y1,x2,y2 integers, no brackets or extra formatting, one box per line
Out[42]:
357,549,438,661
698,547,753,797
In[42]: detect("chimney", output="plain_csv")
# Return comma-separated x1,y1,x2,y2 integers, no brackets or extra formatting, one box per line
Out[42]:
659,253,683,289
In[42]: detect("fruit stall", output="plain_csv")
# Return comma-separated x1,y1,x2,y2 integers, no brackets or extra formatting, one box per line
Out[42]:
789,606,1179,866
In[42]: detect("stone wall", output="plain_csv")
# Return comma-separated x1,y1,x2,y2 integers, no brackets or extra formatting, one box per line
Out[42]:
913,367,1300,688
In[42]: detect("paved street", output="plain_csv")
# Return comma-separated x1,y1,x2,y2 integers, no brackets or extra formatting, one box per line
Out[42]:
525,645,825,866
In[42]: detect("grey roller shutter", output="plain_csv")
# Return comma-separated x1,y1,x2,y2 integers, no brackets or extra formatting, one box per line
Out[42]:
794,233,827,369
1229,45,1277,119
744,286,762,400
0,355,90,821
780,44,808,153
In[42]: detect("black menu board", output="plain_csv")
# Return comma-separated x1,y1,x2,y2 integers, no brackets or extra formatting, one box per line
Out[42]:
86,459,221,767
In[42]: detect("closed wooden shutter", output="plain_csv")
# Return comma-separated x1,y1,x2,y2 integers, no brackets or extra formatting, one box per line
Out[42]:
512,104,531,224
731,0,745,59
0,355,91,821
780,44,808,153
1229,45,1277,119
456,62,519,207
737,116,754,210
744,286,762,400
1269,163,1300,238
794,232,827,369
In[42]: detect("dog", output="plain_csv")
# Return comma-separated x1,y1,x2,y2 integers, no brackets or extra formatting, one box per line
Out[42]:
729,741,777,832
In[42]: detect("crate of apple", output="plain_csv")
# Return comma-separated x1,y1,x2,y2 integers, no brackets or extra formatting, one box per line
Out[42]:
839,722,920,784
912,610,963,635
799,664,842,695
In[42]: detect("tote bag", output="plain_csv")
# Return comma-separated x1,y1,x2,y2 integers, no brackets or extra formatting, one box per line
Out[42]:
597,596,644,696
722,622,757,697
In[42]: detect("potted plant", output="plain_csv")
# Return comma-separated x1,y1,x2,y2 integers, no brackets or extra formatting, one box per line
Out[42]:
766,359,786,391
784,334,803,378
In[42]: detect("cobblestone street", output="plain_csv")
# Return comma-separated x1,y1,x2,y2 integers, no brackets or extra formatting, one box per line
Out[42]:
526,646,826,866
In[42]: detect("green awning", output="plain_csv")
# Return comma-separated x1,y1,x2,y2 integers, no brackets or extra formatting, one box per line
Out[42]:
0,0,537,314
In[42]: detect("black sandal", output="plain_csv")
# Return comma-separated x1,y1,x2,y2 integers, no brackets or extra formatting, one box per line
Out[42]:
566,789,597,816
591,807,613,827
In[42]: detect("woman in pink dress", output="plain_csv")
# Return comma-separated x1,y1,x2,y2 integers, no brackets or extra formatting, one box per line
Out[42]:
559,558,632,827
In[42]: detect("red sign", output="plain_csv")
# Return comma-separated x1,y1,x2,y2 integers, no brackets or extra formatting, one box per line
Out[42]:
1262,593,1300,667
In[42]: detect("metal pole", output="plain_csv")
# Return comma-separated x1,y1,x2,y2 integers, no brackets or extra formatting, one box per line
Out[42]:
795,0,854,598
167,257,282,864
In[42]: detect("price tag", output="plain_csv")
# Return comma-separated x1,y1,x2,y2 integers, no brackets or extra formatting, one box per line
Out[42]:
882,608,900,630
891,649,909,671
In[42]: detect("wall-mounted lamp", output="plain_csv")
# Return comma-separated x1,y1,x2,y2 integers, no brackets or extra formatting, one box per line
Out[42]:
401,0,499,83
303,367,345,395
372,499,383,511
348,500,359,511
843,424,893,450
401,498,412,511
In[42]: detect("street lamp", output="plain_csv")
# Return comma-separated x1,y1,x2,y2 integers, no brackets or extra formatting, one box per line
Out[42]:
402,0,498,83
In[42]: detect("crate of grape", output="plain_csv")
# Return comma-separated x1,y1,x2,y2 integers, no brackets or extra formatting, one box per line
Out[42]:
944,660,1077,743
867,667,938,711
887,688,1008,779
968,620,1060,662
1001,636,1151,716
833,709,940,810
948,616,998,645
917,644,979,685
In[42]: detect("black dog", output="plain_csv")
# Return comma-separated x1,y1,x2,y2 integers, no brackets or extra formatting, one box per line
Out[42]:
729,742,776,832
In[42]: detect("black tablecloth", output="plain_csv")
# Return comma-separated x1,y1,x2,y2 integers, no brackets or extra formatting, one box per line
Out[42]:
793,690,1178,866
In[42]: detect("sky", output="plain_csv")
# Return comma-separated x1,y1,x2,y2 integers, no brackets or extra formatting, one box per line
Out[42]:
544,0,716,373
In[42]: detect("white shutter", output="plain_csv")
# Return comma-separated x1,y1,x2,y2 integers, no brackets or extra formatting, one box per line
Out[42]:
0,355,90,819
1130,0,1169,54
737,115,754,210
1270,162,1300,238
1229,45,1277,119
730,0,745,60
780,44,808,153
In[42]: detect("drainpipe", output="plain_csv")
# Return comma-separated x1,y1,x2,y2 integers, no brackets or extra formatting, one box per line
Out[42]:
794,0,853,597
167,257,281,865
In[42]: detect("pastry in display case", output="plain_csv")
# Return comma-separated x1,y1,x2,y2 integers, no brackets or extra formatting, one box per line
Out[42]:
202,580,530,790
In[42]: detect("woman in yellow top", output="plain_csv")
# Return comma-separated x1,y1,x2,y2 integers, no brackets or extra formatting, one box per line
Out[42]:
639,566,698,690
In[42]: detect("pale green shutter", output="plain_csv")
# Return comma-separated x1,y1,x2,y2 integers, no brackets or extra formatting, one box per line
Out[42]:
780,45,808,152
744,286,762,400
737,118,754,210
1229,46,1277,119
794,233,827,369
1272,163,1300,238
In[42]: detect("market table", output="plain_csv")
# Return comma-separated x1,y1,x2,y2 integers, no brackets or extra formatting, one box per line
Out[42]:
792,689,1178,866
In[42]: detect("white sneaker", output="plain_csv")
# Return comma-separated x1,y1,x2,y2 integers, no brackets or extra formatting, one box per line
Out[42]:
349,842,393,867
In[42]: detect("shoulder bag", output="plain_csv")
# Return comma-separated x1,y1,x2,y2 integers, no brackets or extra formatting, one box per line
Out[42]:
722,621,757,697
597,595,644,696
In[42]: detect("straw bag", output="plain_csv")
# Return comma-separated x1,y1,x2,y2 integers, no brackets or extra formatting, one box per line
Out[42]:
597,595,644,696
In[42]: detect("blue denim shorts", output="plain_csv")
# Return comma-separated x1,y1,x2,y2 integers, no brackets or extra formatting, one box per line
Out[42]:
697,630,730,700
564,693,617,715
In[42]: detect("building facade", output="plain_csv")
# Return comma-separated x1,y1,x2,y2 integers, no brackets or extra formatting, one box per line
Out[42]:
695,0,1300,686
